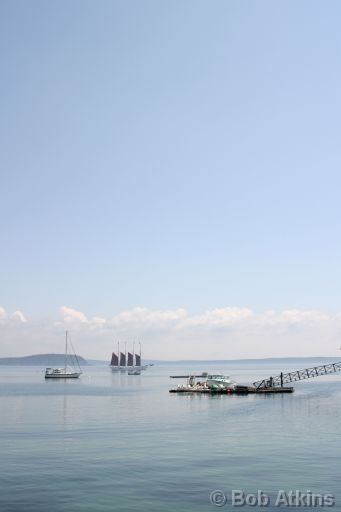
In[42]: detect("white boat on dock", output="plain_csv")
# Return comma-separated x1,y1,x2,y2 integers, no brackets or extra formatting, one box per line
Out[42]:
206,374,236,390
170,373,236,392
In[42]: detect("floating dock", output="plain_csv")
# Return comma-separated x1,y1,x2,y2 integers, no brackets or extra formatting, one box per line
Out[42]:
248,386,294,394
170,374,208,379
169,385,294,395
170,360,341,395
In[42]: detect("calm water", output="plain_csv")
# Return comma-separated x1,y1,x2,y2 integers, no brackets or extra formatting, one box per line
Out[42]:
0,360,340,511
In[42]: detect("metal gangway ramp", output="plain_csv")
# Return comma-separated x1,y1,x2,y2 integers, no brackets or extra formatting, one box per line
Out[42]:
253,361,341,389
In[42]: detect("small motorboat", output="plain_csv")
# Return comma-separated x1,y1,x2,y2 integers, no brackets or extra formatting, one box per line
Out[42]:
128,369,141,375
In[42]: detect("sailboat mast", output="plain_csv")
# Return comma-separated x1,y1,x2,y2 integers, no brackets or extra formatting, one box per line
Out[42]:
65,331,68,371
118,341,120,369
125,341,127,370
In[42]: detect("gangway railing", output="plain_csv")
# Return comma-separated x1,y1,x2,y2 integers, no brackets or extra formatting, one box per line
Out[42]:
253,361,341,389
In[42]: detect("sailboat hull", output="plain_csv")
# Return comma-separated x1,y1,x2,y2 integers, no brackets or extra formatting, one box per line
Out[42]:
110,365,148,372
45,368,81,379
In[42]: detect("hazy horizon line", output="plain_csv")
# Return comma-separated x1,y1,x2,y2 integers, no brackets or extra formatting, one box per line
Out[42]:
1,354,340,363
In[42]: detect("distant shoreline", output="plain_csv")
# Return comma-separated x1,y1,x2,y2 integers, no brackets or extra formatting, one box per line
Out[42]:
0,354,339,366
0,354,87,366
144,356,341,365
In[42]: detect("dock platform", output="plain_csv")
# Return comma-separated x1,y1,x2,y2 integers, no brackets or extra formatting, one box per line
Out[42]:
169,385,294,395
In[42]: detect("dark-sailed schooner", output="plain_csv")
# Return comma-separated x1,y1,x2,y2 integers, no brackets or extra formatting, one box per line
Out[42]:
110,341,148,371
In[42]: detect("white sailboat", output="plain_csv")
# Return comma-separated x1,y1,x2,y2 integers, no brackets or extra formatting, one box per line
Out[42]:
45,331,82,379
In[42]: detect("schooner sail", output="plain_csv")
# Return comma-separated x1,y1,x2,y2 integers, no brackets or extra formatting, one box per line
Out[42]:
110,341,148,371
110,342,128,371
119,352,126,367
110,352,119,367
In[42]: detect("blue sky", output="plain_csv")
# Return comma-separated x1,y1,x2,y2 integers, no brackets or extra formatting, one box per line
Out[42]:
1,1,341,358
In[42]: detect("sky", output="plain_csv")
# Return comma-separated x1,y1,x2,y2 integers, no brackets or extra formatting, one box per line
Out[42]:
1,0,341,359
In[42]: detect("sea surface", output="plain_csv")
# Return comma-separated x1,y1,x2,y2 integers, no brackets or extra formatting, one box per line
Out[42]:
0,359,340,511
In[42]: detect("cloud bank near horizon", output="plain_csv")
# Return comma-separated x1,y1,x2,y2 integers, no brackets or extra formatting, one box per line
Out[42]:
0,305,340,360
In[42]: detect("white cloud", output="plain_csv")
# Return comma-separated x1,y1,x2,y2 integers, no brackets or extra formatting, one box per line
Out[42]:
0,307,27,323
110,307,188,329
59,307,108,329
184,307,254,328
1,304,341,360
60,306,88,324
91,316,106,326
276,309,329,324
10,311,27,323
